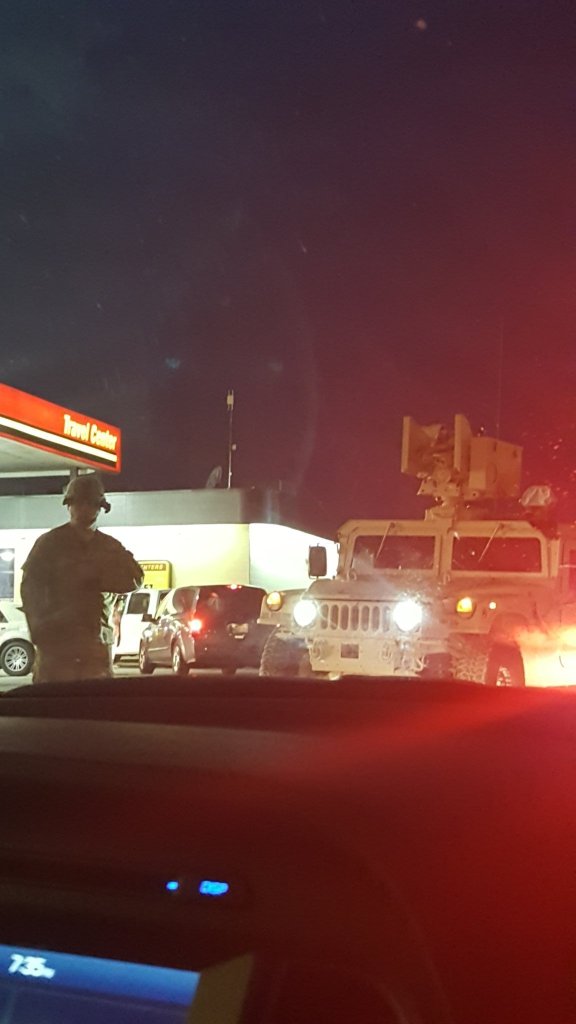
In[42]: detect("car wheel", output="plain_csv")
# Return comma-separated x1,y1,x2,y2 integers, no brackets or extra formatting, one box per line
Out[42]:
171,643,189,675
138,643,155,675
1,640,34,677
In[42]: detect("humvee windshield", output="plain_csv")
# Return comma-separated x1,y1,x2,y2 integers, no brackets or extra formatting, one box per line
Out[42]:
352,535,436,572
451,536,542,573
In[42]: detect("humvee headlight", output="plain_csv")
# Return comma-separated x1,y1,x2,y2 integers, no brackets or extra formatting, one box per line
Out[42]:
456,596,476,618
293,599,318,628
266,591,284,612
392,598,423,632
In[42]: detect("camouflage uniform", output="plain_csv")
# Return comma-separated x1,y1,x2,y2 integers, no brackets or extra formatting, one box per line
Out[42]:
21,523,143,683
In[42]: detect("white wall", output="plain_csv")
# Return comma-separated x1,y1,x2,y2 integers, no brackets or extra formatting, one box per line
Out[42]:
101,523,251,587
6,529,46,602
248,523,338,590
7,521,336,598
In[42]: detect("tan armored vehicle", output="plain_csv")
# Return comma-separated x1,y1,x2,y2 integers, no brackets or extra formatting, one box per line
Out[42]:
275,415,576,686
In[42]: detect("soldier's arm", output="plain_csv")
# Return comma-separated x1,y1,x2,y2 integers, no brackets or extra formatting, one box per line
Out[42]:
96,537,143,593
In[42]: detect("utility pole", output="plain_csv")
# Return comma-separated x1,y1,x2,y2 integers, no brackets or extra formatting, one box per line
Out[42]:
226,389,235,488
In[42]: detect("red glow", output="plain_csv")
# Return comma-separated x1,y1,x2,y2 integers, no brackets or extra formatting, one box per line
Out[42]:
189,617,203,634
515,626,576,687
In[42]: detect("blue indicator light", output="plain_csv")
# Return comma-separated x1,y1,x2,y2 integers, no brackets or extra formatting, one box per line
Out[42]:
198,880,230,897
165,880,180,892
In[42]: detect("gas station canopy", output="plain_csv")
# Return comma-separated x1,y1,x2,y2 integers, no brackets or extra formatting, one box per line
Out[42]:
0,383,122,478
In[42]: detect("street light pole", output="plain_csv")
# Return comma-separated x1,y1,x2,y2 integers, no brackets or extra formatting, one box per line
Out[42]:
226,389,235,488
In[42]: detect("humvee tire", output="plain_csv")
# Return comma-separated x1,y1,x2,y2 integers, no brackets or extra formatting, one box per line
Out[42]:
452,637,525,687
260,630,310,677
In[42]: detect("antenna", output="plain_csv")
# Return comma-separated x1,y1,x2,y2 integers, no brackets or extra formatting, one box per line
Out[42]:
226,389,236,489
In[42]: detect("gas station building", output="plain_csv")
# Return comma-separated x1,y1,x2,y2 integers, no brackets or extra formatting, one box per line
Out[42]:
0,384,335,601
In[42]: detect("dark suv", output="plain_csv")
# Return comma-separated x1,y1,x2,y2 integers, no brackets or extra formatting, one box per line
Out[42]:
139,584,271,675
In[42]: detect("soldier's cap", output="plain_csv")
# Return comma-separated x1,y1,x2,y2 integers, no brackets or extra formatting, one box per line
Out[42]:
63,474,111,513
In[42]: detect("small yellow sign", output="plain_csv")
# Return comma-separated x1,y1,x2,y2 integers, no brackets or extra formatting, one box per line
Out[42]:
138,561,172,589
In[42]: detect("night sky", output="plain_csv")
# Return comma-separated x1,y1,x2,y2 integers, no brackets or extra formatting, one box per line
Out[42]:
2,1,576,531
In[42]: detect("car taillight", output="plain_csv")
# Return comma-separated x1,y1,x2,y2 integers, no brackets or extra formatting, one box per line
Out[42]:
189,617,203,634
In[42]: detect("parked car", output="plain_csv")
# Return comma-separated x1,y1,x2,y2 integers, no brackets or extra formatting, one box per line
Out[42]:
112,588,169,663
0,601,34,676
139,583,271,675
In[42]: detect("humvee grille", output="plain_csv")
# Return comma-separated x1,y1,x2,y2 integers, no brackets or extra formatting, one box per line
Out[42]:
318,601,390,635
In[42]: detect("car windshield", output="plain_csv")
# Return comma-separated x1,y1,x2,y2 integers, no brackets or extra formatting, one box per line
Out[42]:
0,3,573,692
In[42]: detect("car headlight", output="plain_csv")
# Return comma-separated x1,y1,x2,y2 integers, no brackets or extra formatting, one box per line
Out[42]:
265,591,284,612
392,598,423,632
293,599,318,628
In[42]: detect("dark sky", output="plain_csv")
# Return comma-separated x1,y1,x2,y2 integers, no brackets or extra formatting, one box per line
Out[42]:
2,0,576,530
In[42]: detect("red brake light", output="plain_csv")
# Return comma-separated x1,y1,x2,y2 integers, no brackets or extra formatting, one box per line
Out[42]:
189,617,203,634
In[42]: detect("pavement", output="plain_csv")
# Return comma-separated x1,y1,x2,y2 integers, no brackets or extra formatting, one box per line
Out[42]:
0,661,256,693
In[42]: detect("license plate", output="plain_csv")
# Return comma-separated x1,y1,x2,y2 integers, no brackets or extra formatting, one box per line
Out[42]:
340,643,359,659
228,623,248,640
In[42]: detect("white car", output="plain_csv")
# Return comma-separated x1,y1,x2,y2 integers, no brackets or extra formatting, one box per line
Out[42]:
0,601,34,676
112,589,170,663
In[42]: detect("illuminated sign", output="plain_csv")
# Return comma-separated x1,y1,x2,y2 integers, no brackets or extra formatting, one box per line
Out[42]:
138,561,172,589
0,383,121,472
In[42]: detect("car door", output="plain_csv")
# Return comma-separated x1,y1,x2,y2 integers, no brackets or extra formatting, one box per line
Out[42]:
147,592,173,664
140,589,171,661
169,587,198,663
118,590,152,657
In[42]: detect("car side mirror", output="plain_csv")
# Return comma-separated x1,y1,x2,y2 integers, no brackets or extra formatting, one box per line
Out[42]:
309,545,327,578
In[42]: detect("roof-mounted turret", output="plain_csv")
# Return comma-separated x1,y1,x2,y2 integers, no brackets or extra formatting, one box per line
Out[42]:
401,414,523,518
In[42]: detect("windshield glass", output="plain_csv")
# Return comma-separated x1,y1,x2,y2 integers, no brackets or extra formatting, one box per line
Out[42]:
2,3,573,691
197,587,265,625
125,592,150,615
352,535,435,572
451,536,542,573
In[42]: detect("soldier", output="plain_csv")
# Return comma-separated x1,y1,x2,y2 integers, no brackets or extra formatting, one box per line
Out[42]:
21,474,143,683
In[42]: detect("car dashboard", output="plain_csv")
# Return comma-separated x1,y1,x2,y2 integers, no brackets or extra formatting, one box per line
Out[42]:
0,677,575,1023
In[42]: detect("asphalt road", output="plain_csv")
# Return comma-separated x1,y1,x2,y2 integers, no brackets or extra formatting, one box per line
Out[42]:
0,661,254,693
